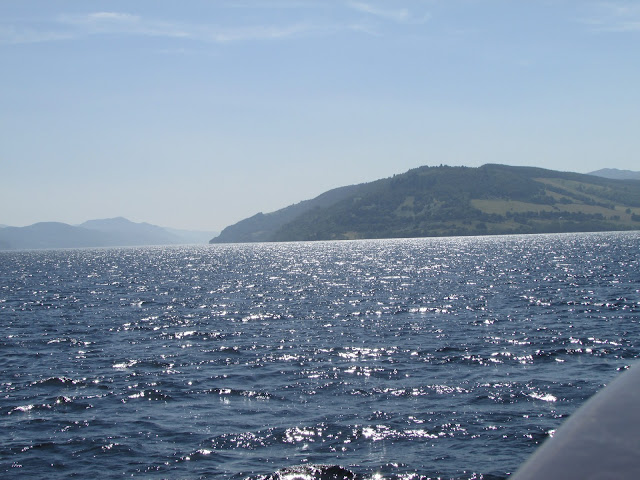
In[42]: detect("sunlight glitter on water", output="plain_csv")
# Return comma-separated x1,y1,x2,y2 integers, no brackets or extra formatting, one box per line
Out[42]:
1,232,639,479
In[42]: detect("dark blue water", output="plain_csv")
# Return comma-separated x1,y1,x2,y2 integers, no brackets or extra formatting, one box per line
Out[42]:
1,232,639,479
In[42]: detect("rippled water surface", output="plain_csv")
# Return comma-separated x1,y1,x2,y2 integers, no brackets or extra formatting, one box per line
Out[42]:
1,232,639,479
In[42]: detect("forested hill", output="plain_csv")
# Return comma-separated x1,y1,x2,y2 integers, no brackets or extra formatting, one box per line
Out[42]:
210,164,640,243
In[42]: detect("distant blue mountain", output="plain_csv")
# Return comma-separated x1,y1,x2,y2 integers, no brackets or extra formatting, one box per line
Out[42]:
0,222,111,250
165,227,219,244
0,217,218,250
79,217,182,246
588,168,640,180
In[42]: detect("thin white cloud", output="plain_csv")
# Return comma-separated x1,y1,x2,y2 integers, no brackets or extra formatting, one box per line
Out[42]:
57,12,190,39
0,25,73,45
1,10,325,46
87,12,139,22
346,21,382,36
580,2,640,32
219,0,326,9
204,23,312,43
0,3,422,47
348,1,430,24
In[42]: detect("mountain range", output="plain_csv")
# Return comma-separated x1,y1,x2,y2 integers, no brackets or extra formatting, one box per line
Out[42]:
211,164,640,243
0,217,218,250
588,168,640,181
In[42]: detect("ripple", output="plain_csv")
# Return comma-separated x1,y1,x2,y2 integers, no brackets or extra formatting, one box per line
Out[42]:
1,233,638,480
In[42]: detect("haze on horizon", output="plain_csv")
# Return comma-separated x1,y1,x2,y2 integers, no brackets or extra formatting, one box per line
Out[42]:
2,1,639,231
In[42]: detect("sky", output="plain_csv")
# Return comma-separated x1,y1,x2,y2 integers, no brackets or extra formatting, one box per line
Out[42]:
2,1,639,231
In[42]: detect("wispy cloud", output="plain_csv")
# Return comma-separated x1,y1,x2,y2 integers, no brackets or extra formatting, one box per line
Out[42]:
219,0,327,9
0,25,74,45
580,2,640,32
348,1,430,24
1,12,175,45
87,12,139,22
58,12,203,40
204,23,313,43
1,10,322,46
0,3,429,47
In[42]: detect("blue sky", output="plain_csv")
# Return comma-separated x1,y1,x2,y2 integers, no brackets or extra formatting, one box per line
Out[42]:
2,1,639,230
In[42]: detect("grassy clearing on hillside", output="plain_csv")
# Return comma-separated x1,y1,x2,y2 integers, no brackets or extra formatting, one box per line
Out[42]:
471,199,557,215
471,198,640,222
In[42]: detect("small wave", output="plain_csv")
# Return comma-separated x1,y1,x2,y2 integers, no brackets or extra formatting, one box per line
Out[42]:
7,396,90,415
125,389,173,402
112,360,139,369
210,430,271,450
258,464,356,480
202,387,273,399
30,376,85,387
527,391,557,402
9,403,35,414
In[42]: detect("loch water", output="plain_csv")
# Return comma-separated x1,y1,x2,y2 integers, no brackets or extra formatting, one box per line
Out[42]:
1,232,639,479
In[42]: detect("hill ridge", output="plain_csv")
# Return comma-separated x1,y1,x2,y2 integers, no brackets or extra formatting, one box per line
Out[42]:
210,164,640,243
0,218,218,250
588,168,640,181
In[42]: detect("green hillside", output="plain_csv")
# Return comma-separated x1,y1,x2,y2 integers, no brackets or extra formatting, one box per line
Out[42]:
211,164,640,243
